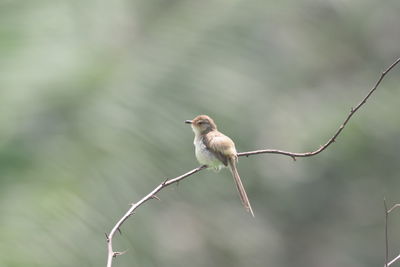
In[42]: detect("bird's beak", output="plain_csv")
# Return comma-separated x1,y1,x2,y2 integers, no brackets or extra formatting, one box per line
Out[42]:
185,120,193,124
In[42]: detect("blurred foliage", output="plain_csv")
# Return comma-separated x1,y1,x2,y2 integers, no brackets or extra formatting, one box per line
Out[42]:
1,0,400,266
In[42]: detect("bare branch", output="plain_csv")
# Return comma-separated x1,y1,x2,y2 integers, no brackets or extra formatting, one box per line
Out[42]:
106,165,207,267
388,204,400,214
387,253,400,267
238,57,400,160
106,58,400,266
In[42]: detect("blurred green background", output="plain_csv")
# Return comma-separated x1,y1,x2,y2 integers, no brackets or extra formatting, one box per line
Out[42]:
1,0,400,266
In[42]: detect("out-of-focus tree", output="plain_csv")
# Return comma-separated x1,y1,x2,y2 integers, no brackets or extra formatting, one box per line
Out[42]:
0,1,400,266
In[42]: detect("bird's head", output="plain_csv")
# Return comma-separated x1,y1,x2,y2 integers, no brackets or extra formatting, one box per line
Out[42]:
185,115,217,135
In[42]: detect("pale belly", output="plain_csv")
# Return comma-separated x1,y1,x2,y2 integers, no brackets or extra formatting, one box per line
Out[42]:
194,137,224,170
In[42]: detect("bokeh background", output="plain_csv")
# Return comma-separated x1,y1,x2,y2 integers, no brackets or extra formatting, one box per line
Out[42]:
1,0,400,266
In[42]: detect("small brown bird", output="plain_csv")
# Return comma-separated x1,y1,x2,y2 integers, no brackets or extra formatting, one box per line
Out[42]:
185,115,254,217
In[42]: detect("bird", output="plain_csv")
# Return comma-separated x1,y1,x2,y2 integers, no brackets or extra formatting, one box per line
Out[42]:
185,115,254,217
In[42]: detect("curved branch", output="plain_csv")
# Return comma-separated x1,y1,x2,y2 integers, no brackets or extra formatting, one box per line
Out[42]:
106,57,400,266
238,57,400,160
106,165,207,267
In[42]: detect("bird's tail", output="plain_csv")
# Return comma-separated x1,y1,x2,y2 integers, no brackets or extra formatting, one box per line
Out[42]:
228,156,254,217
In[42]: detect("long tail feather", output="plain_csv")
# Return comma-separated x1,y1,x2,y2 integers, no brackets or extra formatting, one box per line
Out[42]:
228,157,254,217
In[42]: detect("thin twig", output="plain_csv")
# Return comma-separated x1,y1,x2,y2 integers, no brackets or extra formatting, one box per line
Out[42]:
106,57,400,267
238,57,400,160
384,199,400,267
388,204,400,214
385,199,389,267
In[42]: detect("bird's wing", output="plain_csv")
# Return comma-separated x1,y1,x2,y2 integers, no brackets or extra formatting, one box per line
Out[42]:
204,131,236,166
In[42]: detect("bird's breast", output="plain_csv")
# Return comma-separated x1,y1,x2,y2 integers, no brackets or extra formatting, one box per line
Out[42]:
194,136,223,169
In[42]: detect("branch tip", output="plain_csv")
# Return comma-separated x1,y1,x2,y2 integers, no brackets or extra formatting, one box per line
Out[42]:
384,198,388,213
151,195,160,200
113,250,127,258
